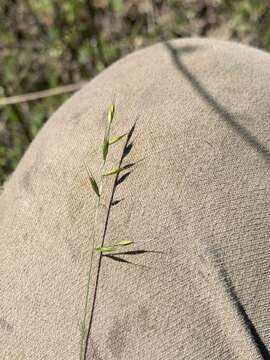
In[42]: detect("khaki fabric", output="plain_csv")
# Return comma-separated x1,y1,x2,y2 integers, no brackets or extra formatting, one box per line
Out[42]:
1,38,270,360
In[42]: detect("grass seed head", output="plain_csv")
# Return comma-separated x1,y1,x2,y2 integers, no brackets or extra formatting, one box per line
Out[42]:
95,240,133,253
102,137,109,161
109,133,126,145
84,163,100,197
102,167,125,177
107,104,115,125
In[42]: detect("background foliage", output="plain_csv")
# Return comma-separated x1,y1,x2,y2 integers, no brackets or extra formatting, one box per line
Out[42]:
1,0,270,184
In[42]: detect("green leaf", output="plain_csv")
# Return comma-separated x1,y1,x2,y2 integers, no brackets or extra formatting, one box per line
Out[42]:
102,167,124,177
107,104,115,125
109,133,126,145
84,164,100,197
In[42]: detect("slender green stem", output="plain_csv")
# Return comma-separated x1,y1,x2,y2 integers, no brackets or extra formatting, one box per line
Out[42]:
79,160,106,359
80,104,122,359
79,196,99,360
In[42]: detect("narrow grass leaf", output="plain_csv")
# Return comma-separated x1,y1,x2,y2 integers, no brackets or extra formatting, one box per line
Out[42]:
84,164,100,197
109,133,126,145
103,167,124,177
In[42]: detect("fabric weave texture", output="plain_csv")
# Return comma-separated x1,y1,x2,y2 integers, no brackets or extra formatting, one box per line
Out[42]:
1,38,270,360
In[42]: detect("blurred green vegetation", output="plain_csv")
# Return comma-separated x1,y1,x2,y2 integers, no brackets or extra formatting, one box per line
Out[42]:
1,0,270,184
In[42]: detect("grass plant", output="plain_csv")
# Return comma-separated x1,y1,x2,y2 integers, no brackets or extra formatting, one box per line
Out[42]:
79,105,132,360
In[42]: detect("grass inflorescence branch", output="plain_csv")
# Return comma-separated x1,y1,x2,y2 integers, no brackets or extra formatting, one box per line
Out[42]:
79,104,133,360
